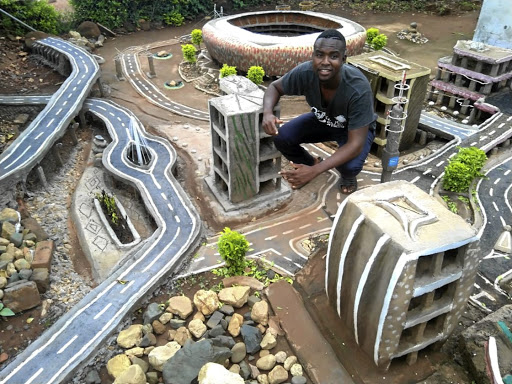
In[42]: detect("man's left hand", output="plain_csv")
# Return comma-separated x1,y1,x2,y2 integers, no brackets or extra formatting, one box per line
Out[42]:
280,162,319,189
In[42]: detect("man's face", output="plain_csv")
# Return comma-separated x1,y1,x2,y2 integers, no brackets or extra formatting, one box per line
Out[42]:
312,38,346,83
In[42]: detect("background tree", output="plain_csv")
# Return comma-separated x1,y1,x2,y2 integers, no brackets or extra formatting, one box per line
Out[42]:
191,29,203,49
247,66,265,85
0,0,61,35
219,64,237,78
370,33,388,50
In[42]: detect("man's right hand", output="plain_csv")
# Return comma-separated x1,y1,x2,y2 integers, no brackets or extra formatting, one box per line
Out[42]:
262,113,283,136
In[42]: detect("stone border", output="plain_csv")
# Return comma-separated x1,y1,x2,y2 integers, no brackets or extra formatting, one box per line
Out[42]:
93,197,141,249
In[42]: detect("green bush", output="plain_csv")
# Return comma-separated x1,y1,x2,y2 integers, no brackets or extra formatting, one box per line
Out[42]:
0,0,61,35
366,28,379,45
217,227,250,276
163,11,184,27
219,64,237,78
181,44,197,65
191,28,203,48
370,34,388,50
247,66,265,85
443,147,487,192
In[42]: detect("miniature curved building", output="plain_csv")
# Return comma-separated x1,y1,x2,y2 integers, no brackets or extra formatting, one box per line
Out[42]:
202,11,367,77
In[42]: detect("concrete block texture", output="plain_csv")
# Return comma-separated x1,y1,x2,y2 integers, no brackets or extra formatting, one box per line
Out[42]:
326,180,479,368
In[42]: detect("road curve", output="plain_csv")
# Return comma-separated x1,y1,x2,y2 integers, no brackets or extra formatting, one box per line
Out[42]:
0,97,201,384
0,37,100,182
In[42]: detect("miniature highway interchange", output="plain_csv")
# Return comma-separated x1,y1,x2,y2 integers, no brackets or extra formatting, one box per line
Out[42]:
0,36,511,383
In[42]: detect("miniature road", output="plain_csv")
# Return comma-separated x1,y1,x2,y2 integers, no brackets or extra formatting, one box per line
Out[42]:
0,97,200,383
0,37,100,182
119,43,209,121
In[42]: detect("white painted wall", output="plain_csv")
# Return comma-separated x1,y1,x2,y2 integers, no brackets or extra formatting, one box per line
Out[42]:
473,0,512,49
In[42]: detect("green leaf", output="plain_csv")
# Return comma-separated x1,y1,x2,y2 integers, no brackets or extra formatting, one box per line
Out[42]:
0,307,15,317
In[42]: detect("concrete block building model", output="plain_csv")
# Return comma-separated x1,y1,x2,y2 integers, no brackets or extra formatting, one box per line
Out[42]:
326,181,479,369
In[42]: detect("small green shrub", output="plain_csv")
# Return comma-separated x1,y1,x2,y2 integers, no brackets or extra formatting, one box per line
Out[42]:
0,302,15,317
0,0,61,35
219,64,237,78
370,33,388,50
217,227,250,276
95,190,118,225
163,11,184,26
247,66,265,85
366,28,380,45
191,28,203,48
443,147,487,192
442,196,458,214
181,44,197,64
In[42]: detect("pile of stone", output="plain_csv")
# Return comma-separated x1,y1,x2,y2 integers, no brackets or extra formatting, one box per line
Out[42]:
68,21,107,51
0,207,52,314
397,22,429,44
100,280,308,384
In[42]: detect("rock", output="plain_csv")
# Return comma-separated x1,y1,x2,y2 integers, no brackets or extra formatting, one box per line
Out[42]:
257,374,269,384
14,258,30,271
117,324,143,349
107,354,131,379
143,302,163,325
2,280,40,313
18,268,32,280
138,332,156,348
218,286,251,308
0,289,3,300
159,312,173,324
257,324,266,334
85,369,101,384
239,360,251,379
21,217,48,241
198,362,245,384
223,276,264,291
146,371,158,384
167,295,194,319
193,311,206,322
206,310,224,329
0,352,9,364
113,364,146,384
30,267,49,293
152,320,166,335
241,325,262,355
32,240,54,269
189,318,207,339
77,21,101,39
268,317,285,337
167,329,177,341
268,365,288,384
231,342,246,363
10,232,23,248
194,290,220,316
228,313,244,337
1,222,16,240
251,301,269,326
219,304,235,316
229,363,240,374
256,354,276,371
23,232,37,242
162,339,232,384
174,326,191,346
290,363,303,376
284,356,297,371
249,363,260,379
211,335,236,349
291,376,307,384
0,208,18,224
275,351,287,364
24,31,49,49
169,318,186,329
247,295,261,308
148,341,181,371
139,19,151,31
209,324,225,337
260,332,277,350
125,347,144,358
0,276,7,289
260,350,269,357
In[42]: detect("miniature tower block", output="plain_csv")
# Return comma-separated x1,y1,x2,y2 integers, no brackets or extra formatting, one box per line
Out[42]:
205,76,291,211
326,180,479,368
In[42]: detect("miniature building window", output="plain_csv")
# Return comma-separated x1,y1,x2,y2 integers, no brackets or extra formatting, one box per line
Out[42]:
424,313,447,338
210,105,226,135
213,152,224,169
259,137,276,159
441,248,461,271
212,130,223,151
214,172,228,192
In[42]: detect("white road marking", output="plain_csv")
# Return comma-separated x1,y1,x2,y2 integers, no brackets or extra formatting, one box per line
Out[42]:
57,335,78,354
5,145,31,169
25,368,44,384
93,303,112,320
265,235,277,241
119,280,135,294
423,169,432,175
505,170,511,176
501,216,507,226
436,161,444,167
493,202,499,212
282,230,293,235
35,132,44,140
490,188,494,197
175,215,180,223
299,224,311,229
411,176,420,183
494,178,501,185
167,203,174,211
46,118,55,128
160,193,167,201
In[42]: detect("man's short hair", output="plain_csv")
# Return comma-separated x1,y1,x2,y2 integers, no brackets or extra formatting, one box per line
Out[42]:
315,29,346,49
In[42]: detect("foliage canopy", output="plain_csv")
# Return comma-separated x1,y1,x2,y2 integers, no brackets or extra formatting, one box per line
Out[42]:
0,0,61,35
217,227,250,276
247,66,265,85
181,44,197,64
443,147,487,192
219,64,237,78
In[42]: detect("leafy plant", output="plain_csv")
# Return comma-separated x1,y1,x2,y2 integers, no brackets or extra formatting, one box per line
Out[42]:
191,29,203,49
442,196,458,214
95,190,119,225
366,28,380,45
247,66,265,85
216,227,250,276
181,44,197,65
163,10,184,26
443,147,487,192
370,34,388,50
219,64,237,78
0,0,61,35
0,302,15,317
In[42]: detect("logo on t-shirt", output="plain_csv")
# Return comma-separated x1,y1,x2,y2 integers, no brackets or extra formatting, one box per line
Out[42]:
311,107,346,128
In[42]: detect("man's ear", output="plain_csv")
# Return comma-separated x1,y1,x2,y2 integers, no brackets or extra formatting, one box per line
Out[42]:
343,53,347,63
